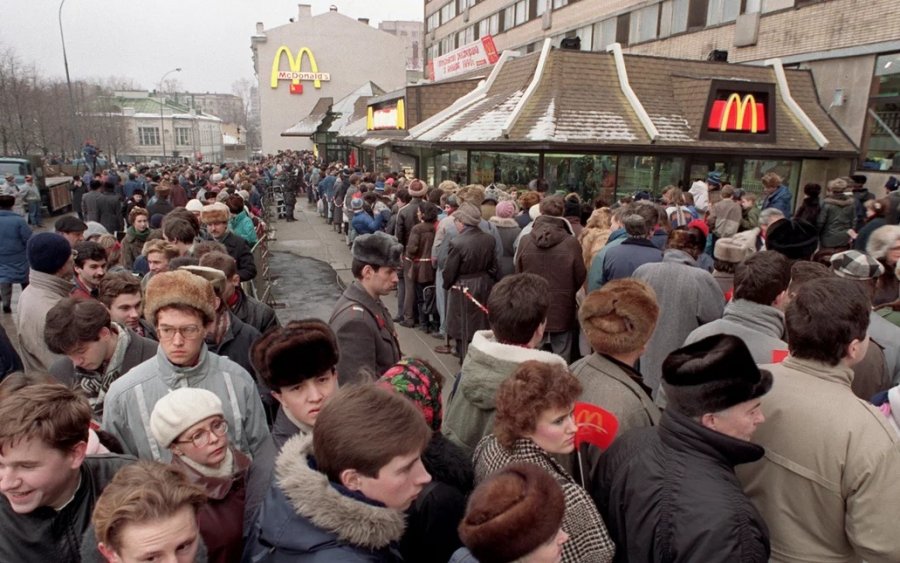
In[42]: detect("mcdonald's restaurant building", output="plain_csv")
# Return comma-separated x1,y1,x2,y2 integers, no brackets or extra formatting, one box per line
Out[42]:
344,42,859,203
251,6,407,154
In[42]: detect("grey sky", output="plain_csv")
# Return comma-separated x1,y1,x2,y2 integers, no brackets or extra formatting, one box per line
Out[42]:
3,0,422,94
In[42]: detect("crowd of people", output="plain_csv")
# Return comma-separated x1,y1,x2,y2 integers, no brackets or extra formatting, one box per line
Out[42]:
0,151,899,563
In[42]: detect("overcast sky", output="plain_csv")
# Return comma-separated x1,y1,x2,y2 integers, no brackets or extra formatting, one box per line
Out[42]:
2,0,422,94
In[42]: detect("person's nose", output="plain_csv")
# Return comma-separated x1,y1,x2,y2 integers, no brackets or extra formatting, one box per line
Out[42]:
414,460,431,486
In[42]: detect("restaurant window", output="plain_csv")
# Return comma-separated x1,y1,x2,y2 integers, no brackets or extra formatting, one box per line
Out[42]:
863,52,900,172
629,4,659,44
707,0,740,26
659,0,689,37
741,159,801,198
470,151,539,188
617,155,657,196
138,127,160,146
591,18,616,51
544,154,617,203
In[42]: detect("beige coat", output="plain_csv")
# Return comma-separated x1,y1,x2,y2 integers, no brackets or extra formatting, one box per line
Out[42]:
16,269,71,373
570,353,660,435
736,357,900,563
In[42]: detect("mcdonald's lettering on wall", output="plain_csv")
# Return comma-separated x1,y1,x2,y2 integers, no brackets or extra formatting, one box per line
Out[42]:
271,46,332,94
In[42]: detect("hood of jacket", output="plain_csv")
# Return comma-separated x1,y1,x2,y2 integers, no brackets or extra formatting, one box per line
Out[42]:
823,194,853,207
422,433,474,493
722,299,785,340
529,215,570,248
275,434,406,551
459,331,568,410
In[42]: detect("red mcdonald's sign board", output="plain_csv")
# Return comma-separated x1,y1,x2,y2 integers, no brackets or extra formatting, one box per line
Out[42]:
574,402,619,450
707,93,768,133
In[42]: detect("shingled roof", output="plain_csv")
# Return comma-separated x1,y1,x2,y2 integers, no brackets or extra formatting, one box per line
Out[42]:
400,48,857,157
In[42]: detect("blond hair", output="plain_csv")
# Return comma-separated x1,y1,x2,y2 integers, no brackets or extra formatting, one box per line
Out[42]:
142,239,179,260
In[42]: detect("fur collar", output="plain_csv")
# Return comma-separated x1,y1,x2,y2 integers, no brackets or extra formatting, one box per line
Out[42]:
469,331,568,367
275,434,406,550
488,216,520,228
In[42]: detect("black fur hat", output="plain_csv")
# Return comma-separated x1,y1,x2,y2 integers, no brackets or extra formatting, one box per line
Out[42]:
351,232,402,269
662,334,772,417
251,319,339,389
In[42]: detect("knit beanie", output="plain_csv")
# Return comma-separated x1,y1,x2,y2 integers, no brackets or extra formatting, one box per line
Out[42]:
455,203,482,226
144,270,216,325
459,463,565,563
377,357,443,431
579,279,659,355
150,388,224,448
27,232,71,274
185,199,204,213
495,200,516,219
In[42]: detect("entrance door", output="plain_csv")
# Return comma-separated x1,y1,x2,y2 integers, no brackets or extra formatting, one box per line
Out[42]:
685,157,742,187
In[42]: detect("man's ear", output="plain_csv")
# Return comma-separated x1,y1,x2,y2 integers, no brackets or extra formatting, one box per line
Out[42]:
340,468,362,491
97,542,120,563
846,337,867,364
68,440,88,470
231,274,241,288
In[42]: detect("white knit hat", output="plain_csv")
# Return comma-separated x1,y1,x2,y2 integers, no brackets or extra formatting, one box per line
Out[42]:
185,199,204,213
150,388,224,448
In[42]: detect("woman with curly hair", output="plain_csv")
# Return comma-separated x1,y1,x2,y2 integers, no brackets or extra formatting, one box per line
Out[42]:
472,361,615,563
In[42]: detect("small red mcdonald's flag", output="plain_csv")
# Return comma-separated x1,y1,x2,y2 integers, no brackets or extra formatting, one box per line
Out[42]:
574,402,619,450
290,83,303,95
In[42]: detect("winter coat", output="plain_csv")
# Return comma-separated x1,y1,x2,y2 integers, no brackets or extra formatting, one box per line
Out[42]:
634,250,725,396
329,280,401,385
740,205,760,231
794,196,821,225
516,216,586,332
271,407,308,451
351,209,389,235
208,312,261,383
710,198,743,238
443,330,568,457
215,231,257,282
406,221,436,284
449,548,479,563
97,192,123,234
101,344,271,463
876,305,900,329
579,209,612,271
400,434,474,563
0,210,31,284
244,434,406,562
817,194,855,248
122,226,152,270
82,189,103,222
684,299,787,364
602,237,663,283
595,410,770,563
16,269,71,373
761,185,793,219
50,326,158,418
870,311,900,386
443,226,497,342
854,217,888,253
395,198,422,247
488,216,521,278
0,454,133,562
586,227,627,291
231,287,279,334
230,210,258,246
474,436,615,563
737,357,900,562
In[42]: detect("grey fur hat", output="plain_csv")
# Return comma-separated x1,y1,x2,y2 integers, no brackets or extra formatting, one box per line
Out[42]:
351,231,402,268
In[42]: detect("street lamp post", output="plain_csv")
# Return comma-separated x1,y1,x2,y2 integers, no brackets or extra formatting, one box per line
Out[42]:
58,0,79,160
158,67,182,162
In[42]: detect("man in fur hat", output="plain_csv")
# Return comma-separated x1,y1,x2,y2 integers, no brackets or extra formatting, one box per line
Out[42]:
200,202,256,281
595,334,772,562
329,232,403,384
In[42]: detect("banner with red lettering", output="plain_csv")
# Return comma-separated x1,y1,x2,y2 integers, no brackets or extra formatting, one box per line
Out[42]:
430,36,501,82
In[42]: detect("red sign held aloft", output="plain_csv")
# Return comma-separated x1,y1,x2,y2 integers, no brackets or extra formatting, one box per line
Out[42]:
574,402,619,450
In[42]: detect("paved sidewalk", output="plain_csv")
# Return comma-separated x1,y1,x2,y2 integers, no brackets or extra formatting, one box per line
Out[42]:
268,202,460,383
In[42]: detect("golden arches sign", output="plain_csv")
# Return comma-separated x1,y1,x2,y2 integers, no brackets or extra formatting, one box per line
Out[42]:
270,46,331,89
719,93,760,133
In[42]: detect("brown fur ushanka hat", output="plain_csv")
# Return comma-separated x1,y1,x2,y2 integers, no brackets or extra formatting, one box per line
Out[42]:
200,201,230,225
578,279,659,356
144,270,216,324
458,463,564,563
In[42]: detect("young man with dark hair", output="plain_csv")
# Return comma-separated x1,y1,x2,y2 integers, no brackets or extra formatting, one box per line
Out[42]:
161,215,198,257
329,232,403,385
0,383,132,560
199,202,256,281
199,251,279,333
245,384,432,560
684,251,791,363
45,298,157,418
71,240,108,300
442,273,568,457
101,270,270,463
737,277,900,562
98,272,155,339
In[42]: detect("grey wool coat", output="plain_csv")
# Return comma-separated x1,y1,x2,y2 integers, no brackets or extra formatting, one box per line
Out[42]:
330,280,401,385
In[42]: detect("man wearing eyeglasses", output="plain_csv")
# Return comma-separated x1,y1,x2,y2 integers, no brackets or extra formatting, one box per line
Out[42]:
101,270,271,463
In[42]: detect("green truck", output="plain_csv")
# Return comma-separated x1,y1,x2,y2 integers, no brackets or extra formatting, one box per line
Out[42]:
0,156,73,213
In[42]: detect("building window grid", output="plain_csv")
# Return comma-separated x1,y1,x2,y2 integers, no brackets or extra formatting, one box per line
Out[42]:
552,0,569,8
629,4,659,44
707,0,741,26
175,127,191,146
138,127,160,146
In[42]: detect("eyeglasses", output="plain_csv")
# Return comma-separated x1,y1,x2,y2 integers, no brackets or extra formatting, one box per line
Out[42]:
158,325,204,340
175,419,228,448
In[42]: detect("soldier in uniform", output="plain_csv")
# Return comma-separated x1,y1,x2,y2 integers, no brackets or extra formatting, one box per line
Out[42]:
329,231,402,384
282,164,298,222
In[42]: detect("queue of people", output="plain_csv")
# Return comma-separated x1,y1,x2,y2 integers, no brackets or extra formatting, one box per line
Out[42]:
0,158,899,563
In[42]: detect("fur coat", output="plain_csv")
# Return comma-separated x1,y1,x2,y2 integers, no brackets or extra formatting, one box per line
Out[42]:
244,434,406,562
579,208,612,271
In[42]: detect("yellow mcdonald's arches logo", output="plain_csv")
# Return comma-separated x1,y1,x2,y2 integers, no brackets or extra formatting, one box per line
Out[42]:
270,46,331,89
396,99,405,130
367,107,374,131
720,93,759,133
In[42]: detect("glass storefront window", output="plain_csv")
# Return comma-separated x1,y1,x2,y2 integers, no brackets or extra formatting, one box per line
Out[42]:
741,159,800,198
470,151,539,189
543,153,616,203
863,52,900,172
617,155,657,197
429,150,468,186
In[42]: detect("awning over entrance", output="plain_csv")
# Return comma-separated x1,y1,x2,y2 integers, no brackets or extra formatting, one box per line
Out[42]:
281,97,332,137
